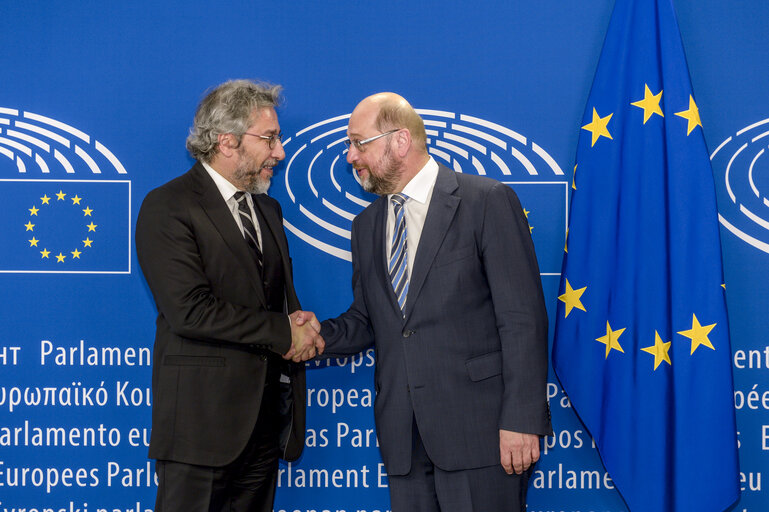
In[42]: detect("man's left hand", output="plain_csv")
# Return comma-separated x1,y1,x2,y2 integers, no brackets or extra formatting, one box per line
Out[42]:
499,429,540,475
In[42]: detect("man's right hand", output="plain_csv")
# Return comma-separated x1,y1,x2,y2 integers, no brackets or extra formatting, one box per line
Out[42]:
285,310,324,362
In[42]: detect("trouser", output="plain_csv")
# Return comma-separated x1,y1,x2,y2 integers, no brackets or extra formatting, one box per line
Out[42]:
154,371,281,512
388,419,531,512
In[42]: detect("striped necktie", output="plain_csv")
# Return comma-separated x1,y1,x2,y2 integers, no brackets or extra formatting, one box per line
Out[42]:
389,193,409,313
234,191,263,275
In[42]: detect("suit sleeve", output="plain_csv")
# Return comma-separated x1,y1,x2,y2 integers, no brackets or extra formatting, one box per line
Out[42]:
320,219,376,356
481,182,552,436
135,188,291,355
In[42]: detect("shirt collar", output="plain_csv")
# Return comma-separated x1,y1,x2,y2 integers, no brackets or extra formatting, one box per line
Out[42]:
202,161,241,202
398,156,439,204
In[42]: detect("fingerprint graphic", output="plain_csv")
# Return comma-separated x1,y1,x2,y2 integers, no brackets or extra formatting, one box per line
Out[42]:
0,107,127,176
0,107,131,274
711,118,769,253
273,110,566,261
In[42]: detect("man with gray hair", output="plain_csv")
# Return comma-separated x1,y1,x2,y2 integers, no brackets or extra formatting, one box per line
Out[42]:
136,79,323,511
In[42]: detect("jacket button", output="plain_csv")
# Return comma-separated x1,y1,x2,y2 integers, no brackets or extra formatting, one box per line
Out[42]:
402,329,414,338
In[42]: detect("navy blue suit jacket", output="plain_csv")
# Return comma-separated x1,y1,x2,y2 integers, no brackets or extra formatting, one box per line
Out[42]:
322,164,552,474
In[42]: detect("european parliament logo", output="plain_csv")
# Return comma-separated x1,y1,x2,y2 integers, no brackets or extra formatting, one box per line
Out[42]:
0,108,130,274
711,117,769,254
272,110,568,274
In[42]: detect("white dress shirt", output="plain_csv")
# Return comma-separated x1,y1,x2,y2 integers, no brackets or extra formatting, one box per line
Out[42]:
203,162,292,358
203,161,263,248
386,156,440,274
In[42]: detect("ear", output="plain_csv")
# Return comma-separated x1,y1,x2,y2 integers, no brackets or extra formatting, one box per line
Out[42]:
217,133,238,158
395,128,412,158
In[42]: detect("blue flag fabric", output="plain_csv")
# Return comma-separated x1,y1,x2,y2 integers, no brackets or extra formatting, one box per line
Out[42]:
552,1,740,510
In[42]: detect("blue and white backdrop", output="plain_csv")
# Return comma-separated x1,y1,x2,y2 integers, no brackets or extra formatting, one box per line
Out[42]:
0,2,766,511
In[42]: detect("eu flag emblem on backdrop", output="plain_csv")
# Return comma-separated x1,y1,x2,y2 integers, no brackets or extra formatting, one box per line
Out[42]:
0,179,130,273
552,0,740,510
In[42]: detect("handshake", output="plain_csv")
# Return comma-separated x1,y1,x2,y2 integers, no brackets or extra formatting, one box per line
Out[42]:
284,310,325,362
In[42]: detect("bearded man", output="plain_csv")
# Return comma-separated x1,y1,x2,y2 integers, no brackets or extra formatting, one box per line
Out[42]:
318,92,552,511
136,79,322,512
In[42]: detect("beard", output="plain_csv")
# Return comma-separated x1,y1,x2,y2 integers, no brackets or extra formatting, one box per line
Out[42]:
234,147,276,195
360,143,401,195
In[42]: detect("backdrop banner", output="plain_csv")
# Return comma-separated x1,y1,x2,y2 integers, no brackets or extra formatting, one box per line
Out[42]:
0,2,766,511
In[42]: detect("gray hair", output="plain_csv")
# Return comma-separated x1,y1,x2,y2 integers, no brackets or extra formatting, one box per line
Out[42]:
186,79,283,162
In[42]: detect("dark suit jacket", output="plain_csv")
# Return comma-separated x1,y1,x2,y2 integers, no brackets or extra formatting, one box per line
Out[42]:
136,162,306,467
321,164,552,475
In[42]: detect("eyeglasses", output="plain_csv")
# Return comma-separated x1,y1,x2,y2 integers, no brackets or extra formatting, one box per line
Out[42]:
343,129,399,152
242,131,283,149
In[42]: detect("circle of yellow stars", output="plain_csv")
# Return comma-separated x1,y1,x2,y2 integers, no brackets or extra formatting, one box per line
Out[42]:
523,207,534,234
558,278,722,372
580,83,702,147
25,190,97,263
560,82,711,371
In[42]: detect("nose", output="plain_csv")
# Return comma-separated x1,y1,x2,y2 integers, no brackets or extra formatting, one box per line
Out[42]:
272,139,286,161
346,145,358,164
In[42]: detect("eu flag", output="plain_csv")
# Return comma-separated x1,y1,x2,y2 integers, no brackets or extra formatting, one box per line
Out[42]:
552,0,740,510
0,179,130,273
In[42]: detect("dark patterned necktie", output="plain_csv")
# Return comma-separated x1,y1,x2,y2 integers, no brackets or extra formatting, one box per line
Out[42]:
234,191,263,275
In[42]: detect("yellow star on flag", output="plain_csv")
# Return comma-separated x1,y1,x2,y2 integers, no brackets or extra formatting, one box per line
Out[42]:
675,95,702,135
40,248,50,259
596,321,625,358
572,164,577,190
582,108,613,147
71,248,82,259
83,206,93,216
87,222,98,232
677,314,715,354
40,194,51,205
71,195,82,205
558,279,587,318
641,331,672,370
523,208,533,233
56,252,66,263
25,221,35,231
631,84,664,124
29,237,39,247
564,228,569,253
56,190,66,201
83,237,93,248
29,205,39,216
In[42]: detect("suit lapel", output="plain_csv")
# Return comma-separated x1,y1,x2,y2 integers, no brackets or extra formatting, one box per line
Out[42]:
191,163,267,306
253,194,299,310
366,196,403,317
405,165,460,319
